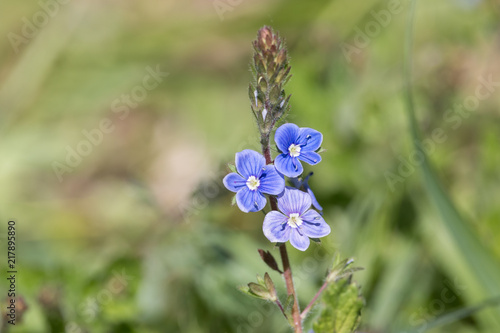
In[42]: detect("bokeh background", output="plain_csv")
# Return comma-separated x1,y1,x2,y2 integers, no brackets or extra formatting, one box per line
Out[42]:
1,0,500,332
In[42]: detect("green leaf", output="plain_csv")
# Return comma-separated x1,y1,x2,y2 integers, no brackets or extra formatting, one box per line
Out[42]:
263,273,277,301
228,163,237,173
248,83,256,107
247,282,270,299
237,285,262,299
312,278,364,333
284,294,294,313
283,295,295,327
326,258,363,283
256,274,265,286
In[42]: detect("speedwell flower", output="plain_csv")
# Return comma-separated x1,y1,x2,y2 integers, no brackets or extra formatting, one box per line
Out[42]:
274,123,323,178
262,187,330,251
223,149,285,213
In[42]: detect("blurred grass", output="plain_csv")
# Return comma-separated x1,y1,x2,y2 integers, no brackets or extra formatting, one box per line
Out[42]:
0,0,500,332
402,1,500,331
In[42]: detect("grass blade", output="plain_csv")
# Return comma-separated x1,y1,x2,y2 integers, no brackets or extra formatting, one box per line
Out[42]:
403,0,500,329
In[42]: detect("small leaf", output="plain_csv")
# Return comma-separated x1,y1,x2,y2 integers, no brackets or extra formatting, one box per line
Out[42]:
316,147,327,154
248,83,256,106
311,238,321,244
228,163,237,173
258,76,268,91
231,195,237,206
269,84,280,104
335,267,364,281
283,295,295,327
327,258,362,283
263,273,277,301
237,285,262,299
258,249,283,273
248,282,270,299
282,72,292,86
284,294,294,312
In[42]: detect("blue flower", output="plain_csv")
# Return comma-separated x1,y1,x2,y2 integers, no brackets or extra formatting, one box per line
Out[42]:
289,172,323,213
223,149,285,213
274,123,323,178
262,187,330,251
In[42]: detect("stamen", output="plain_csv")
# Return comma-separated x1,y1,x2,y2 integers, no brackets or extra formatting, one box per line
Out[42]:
246,176,260,190
288,144,301,157
287,213,303,228
300,135,312,148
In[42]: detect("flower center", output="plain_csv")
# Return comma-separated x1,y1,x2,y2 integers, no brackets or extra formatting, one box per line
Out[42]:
246,175,260,191
288,144,301,157
287,213,303,228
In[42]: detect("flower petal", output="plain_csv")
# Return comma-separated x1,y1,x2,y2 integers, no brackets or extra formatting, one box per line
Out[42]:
223,173,246,193
306,187,323,212
297,127,323,152
263,211,291,243
290,229,310,251
274,123,300,153
236,187,267,213
275,154,303,178
300,210,330,238
277,187,312,216
302,172,323,211
258,165,285,195
235,149,266,179
298,151,321,166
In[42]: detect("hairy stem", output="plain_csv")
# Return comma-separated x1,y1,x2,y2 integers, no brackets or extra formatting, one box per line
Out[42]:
301,279,330,320
261,133,302,333
275,298,288,319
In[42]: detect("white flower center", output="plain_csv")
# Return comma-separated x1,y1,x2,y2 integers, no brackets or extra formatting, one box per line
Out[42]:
287,213,303,228
288,144,301,157
246,176,260,190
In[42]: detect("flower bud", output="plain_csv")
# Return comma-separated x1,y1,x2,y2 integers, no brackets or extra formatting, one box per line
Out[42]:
238,272,278,302
250,26,292,136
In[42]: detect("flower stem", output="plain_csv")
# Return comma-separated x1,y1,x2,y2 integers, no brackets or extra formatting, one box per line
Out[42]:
261,134,303,333
279,242,302,332
275,298,287,319
300,279,330,320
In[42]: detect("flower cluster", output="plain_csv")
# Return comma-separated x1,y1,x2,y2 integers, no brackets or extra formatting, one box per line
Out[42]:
223,123,330,251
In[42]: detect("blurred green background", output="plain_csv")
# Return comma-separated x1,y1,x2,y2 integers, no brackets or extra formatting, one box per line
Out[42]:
1,0,500,332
